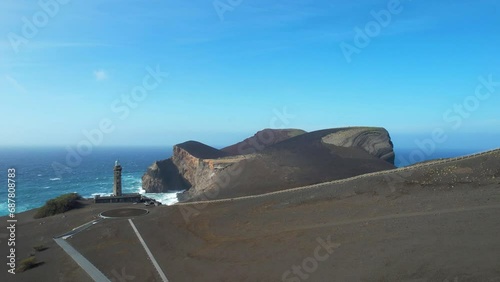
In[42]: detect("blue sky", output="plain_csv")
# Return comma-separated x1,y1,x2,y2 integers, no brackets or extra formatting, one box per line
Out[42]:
1,0,499,151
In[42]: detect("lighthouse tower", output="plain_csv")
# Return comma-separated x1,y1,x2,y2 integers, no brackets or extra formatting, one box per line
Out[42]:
113,160,122,196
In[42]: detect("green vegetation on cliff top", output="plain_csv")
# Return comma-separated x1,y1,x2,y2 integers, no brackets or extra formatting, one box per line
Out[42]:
34,193,82,219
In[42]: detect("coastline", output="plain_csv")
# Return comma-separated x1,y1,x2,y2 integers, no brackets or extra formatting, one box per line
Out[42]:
1,148,499,281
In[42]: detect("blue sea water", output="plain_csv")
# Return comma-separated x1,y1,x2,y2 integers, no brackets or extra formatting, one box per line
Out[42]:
0,147,177,216
0,146,491,216
392,147,486,167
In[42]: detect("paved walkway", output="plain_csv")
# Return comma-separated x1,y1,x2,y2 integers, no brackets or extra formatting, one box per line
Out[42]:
53,216,170,282
129,219,169,282
54,238,111,282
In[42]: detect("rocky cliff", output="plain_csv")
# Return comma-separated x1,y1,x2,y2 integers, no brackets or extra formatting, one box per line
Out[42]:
142,127,396,201
142,129,302,193
321,127,395,163
141,159,190,193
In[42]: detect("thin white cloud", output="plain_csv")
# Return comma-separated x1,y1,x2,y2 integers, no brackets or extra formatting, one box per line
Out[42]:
94,69,108,81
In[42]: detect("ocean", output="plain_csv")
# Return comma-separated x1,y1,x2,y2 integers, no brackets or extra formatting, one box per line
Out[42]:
0,147,178,216
0,146,488,216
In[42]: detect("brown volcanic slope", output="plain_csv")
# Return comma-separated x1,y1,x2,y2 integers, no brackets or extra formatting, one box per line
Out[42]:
3,149,499,282
142,129,306,193
221,128,307,155
179,127,396,201
177,140,230,159
141,141,231,193
143,127,396,200
159,149,500,282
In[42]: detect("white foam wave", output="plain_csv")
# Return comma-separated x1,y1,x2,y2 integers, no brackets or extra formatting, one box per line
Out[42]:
50,178,61,181
89,192,113,198
134,180,182,206
89,172,182,205
143,192,180,206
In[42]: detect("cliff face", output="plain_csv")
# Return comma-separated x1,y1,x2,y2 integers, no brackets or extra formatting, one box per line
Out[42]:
321,127,395,163
142,127,396,200
170,144,238,192
141,159,190,193
142,141,239,193
142,129,303,193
